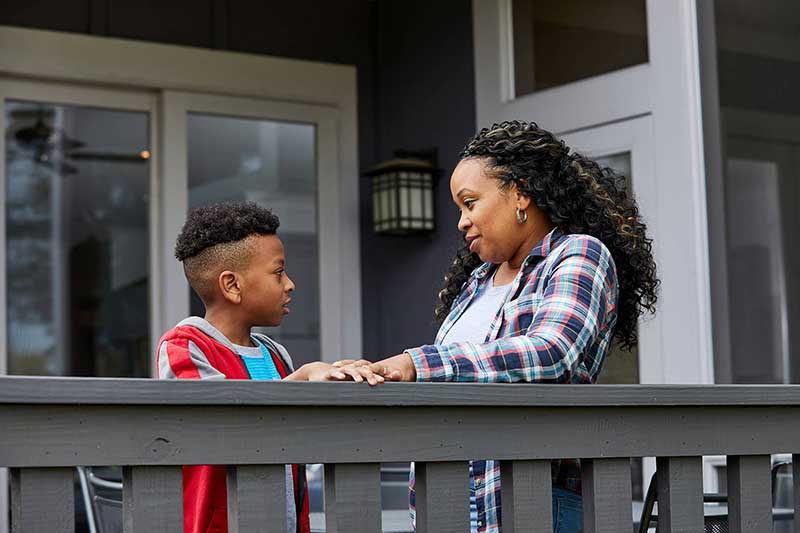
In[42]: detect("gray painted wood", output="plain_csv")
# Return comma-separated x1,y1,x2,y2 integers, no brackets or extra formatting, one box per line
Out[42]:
4,404,800,467
655,456,704,532
6,377,800,407
10,468,74,533
500,460,553,533
324,463,381,533
122,466,183,533
500,460,552,533
414,461,469,533
726,455,771,533
227,465,287,533
582,458,631,533
2,379,800,533
793,455,800,533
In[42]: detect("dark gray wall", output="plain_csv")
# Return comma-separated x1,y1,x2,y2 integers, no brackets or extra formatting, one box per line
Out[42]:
362,0,476,356
0,0,476,358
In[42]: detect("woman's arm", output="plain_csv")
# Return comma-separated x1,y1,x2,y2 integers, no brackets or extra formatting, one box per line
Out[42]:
383,238,617,383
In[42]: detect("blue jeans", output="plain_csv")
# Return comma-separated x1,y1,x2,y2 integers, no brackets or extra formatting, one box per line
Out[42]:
465,486,582,532
552,486,583,533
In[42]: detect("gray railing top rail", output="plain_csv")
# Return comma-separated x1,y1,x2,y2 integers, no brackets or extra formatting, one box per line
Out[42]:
2,376,800,468
2,376,800,406
5,377,797,533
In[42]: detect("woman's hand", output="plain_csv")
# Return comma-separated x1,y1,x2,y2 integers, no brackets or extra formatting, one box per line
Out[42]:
334,353,417,383
284,360,385,385
327,359,384,386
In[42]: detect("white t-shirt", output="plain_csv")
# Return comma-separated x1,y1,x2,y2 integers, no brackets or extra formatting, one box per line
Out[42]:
438,273,511,533
441,276,512,345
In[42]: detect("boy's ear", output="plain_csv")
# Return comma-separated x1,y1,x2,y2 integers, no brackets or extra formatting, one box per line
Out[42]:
218,270,242,304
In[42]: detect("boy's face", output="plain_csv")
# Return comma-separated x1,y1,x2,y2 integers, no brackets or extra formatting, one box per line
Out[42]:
241,235,295,327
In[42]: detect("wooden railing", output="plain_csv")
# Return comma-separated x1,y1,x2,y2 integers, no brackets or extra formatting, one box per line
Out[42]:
1,377,800,532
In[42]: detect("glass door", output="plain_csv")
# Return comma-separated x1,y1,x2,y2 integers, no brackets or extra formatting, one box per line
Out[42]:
472,0,716,389
0,78,156,533
0,79,156,377
160,92,360,365
186,113,320,363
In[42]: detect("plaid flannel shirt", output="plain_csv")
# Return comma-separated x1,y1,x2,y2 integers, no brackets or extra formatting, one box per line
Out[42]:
407,228,618,533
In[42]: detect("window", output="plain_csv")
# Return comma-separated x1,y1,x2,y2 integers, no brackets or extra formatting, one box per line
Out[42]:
186,113,320,364
5,100,150,376
512,0,648,96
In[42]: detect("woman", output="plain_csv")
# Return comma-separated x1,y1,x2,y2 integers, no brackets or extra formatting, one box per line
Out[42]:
333,121,659,533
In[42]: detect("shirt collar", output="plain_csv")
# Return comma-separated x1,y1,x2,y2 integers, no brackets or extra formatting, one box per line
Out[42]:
528,226,564,259
471,226,565,280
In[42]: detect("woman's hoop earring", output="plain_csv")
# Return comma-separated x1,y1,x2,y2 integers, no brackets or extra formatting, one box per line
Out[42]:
516,207,528,224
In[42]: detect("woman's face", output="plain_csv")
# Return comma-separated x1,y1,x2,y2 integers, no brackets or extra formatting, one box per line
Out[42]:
450,158,531,264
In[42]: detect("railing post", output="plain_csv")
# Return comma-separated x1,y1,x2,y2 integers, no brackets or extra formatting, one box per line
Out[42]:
414,461,470,533
122,466,183,533
726,455,771,533
793,454,800,533
10,467,74,533
500,459,553,533
581,458,631,533
1,468,8,533
324,463,382,533
655,456,704,532
227,465,288,533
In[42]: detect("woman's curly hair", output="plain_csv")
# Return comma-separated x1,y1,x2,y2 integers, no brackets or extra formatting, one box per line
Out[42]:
435,120,659,350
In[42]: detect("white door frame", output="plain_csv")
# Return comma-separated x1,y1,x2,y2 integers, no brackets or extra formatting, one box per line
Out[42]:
0,25,363,368
472,0,714,384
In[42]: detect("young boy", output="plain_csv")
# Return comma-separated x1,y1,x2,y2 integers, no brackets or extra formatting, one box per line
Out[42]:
158,201,328,533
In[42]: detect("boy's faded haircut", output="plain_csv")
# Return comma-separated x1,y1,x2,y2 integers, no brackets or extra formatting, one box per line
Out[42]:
175,201,280,304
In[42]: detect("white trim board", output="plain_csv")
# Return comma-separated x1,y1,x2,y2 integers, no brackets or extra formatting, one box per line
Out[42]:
0,25,355,107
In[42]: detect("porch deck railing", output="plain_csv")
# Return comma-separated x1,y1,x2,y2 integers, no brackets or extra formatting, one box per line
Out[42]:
1,376,800,532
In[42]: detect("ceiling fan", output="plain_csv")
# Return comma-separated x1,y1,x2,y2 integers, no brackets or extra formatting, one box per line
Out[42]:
8,107,149,175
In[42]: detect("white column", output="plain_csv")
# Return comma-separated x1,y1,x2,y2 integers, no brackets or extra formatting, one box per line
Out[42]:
644,0,714,384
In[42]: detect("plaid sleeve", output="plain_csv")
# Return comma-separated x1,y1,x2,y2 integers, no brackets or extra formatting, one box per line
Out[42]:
406,237,616,383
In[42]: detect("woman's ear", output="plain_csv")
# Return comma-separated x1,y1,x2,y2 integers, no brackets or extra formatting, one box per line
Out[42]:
218,271,242,304
512,183,532,210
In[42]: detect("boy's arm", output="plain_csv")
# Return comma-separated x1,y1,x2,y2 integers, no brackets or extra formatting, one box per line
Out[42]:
157,338,225,380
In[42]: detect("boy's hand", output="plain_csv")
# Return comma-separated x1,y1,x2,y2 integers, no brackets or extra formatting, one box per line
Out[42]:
285,361,385,385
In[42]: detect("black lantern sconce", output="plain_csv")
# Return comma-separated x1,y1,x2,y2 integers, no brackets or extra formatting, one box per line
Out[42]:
364,149,440,235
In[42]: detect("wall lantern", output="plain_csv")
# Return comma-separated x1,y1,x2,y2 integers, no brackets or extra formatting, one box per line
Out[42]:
364,149,440,235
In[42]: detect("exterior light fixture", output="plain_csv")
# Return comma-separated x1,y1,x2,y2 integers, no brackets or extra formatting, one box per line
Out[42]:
364,149,440,235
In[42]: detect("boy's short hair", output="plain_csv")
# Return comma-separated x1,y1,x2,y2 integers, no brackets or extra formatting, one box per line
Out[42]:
175,201,280,304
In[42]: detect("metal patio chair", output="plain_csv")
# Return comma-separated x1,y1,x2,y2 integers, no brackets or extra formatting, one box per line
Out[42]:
76,466,123,533
638,460,794,533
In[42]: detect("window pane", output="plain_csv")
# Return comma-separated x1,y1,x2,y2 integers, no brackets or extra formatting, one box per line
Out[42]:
704,0,799,383
593,152,639,385
5,101,150,377
587,149,642,502
187,113,319,366
512,0,649,95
